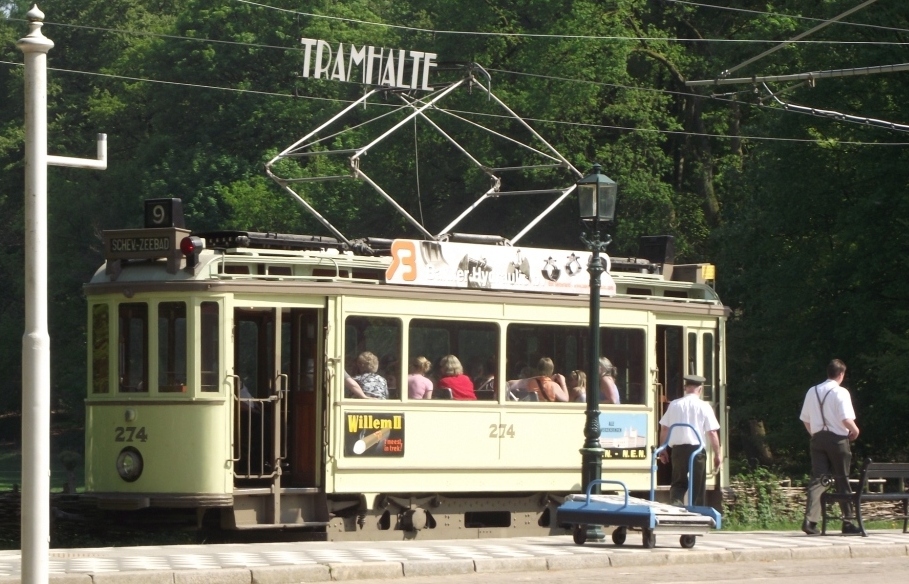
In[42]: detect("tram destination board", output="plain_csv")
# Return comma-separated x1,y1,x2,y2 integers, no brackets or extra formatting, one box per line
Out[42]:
104,227,190,261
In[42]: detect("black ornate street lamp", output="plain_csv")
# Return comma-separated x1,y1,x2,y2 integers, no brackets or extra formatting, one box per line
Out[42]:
577,163,617,497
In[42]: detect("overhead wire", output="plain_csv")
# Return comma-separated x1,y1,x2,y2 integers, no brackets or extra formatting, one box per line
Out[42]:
3,4,909,147
0,61,909,146
3,8,909,53
227,1,909,45
717,0,881,79
1,57,906,146
664,0,909,35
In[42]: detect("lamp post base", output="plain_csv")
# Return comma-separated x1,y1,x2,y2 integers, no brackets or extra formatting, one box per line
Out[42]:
579,445,605,541
580,446,605,494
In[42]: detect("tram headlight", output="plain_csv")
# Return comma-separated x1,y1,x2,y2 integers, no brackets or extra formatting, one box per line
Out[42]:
116,447,144,482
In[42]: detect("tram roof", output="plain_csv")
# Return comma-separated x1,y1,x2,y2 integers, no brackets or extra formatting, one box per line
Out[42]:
89,228,722,307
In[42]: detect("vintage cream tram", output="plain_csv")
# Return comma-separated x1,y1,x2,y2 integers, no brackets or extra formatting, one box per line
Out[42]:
82,70,729,540
84,212,727,539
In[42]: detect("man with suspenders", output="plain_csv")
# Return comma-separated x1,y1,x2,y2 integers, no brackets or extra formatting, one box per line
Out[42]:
799,359,861,535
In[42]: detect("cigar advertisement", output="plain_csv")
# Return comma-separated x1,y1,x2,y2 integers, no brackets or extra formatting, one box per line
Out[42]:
344,412,405,457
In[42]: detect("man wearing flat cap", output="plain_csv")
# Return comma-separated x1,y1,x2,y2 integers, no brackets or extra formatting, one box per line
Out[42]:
658,375,722,507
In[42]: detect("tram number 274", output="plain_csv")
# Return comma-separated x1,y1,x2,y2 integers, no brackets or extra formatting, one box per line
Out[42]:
489,424,516,439
114,426,148,442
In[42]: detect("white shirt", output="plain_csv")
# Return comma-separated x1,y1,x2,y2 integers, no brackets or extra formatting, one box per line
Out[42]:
799,379,855,436
659,393,720,446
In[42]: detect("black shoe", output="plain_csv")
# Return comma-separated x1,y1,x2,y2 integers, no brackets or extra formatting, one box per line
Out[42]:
841,522,862,535
801,519,820,535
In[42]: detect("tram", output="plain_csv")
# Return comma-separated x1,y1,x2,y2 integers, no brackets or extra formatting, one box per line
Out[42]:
82,70,729,540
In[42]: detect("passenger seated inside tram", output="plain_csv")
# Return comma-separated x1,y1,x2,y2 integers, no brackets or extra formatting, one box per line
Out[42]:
407,355,434,399
506,357,569,402
348,351,388,399
380,354,400,394
472,357,497,393
436,354,477,400
567,369,587,403
599,357,621,404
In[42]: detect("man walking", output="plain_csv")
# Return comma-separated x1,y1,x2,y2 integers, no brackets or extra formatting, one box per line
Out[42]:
799,359,861,535
658,375,722,507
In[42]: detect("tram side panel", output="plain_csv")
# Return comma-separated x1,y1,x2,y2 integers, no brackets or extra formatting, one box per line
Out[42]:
85,401,231,500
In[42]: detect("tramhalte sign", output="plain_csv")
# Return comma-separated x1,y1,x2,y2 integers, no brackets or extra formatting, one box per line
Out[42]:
300,38,438,90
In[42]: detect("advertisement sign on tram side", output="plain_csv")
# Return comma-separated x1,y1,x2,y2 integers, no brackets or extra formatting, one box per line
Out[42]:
385,239,617,296
344,412,405,457
598,412,649,460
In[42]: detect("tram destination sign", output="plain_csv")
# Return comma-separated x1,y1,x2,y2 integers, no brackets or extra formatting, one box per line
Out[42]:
103,227,190,261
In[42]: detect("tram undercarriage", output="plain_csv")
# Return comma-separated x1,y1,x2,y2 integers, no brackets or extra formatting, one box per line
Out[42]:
217,489,570,540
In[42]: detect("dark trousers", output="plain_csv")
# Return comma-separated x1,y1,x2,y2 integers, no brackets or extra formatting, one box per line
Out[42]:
670,444,706,507
804,430,853,523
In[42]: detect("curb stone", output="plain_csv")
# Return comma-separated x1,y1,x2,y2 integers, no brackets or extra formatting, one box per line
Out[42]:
402,559,475,577
473,557,549,573
174,568,251,584
849,544,908,558
546,554,612,570
731,548,792,562
251,564,331,584
328,562,404,581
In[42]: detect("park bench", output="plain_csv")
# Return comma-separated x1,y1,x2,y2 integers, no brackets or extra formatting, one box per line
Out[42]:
821,458,909,536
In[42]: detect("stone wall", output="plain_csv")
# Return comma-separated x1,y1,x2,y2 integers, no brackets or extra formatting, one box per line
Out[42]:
726,480,906,525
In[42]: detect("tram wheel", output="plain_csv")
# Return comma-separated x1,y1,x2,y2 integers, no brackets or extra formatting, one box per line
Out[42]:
680,534,696,549
642,527,656,549
572,524,588,545
611,527,627,546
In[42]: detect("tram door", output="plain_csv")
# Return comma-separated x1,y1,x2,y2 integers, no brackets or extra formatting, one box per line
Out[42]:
233,308,321,488
655,325,683,487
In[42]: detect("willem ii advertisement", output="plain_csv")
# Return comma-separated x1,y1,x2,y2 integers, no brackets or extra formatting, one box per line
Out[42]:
300,38,438,90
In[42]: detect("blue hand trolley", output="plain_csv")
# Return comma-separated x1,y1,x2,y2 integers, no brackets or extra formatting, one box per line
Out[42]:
556,423,722,549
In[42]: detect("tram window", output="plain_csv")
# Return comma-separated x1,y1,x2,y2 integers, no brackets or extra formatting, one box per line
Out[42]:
345,316,402,399
687,332,697,377
91,304,109,394
602,328,646,405
200,302,220,392
506,324,646,405
236,319,263,398
409,319,499,400
703,332,715,401
158,302,187,392
118,303,148,393
662,327,684,401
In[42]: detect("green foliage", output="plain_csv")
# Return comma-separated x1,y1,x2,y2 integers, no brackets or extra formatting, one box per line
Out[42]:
725,465,801,529
2,0,909,474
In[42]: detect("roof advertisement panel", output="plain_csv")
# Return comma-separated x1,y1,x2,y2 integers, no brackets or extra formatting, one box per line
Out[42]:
385,239,616,296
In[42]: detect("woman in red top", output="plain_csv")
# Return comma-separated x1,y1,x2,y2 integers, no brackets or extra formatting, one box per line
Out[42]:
437,355,477,400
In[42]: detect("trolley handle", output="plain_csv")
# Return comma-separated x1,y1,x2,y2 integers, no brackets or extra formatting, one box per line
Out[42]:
584,479,630,509
650,423,705,503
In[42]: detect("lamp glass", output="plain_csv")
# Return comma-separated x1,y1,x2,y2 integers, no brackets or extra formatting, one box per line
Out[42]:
578,183,597,220
596,182,617,222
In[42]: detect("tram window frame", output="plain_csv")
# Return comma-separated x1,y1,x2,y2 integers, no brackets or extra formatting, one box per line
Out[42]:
344,316,402,400
687,332,698,377
408,319,499,401
505,323,646,405
662,326,684,402
702,332,715,401
158,302,187,393
118,303,148,393
91,304,110,394
200,301,220,392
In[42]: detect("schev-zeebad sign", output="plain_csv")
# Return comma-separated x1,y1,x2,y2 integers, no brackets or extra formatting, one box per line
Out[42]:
300,38,438,90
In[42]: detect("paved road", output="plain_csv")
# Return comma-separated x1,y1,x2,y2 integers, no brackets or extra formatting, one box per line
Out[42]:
0,529,906,583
